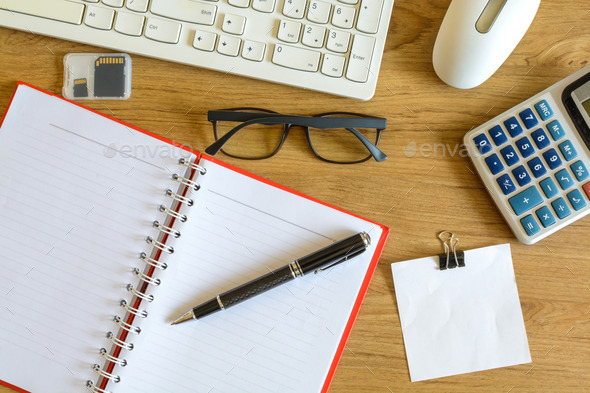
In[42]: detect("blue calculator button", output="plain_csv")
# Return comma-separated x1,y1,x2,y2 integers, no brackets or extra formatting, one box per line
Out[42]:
515,136,535,158
551,197,571,219
534,100,553,121
555,169,574,190
503,116,523,137
473,133,492,154
570,160,589,181
496,174,516,195
512,165,531,186
531,128,550,149
485,153,504,175
539,177,559,198
558,140,577,161
542,148,562,170
566,189,587,211
508,186,543,215
520,215,540,236
547,120,565,141
527,157,547,178
488,125,508,146
519,108,539,129
500,145,519,166
535,206,556,228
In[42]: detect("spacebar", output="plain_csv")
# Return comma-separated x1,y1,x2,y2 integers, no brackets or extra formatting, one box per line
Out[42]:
0,0,85,25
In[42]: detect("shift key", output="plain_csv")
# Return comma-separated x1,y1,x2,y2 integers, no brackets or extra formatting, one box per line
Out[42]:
346,35,375,82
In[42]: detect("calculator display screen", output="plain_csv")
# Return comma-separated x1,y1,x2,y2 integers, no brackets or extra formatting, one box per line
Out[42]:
562,71,590,149
583,99,590,118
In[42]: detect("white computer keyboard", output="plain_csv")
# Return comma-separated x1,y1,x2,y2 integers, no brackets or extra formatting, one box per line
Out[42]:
0,0,394,100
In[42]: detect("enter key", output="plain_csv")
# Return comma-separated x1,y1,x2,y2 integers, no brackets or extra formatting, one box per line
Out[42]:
346,35,375,83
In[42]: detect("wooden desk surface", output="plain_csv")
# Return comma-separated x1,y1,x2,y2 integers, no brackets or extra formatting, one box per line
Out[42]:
1,1,589,392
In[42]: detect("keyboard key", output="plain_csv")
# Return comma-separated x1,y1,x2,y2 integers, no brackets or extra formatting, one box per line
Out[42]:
551,197,571,219
570,160,589,181
345,34,375,83
555,168,574,190
508,186,543,215
229,0,251,7
542,148,562,170
535,206,556,228
193,30,218,51
488,125,507,146
519,108,539,129
515,136,534,158
534,99,553,120
103,0,124,7
217,35,242,56
85,5,115,30
242,40,266,61
546,120,565,141
512,165,531,186
114,11,145,36
252,0,277,12
145,17,182,44
302,25,327,48
520,215,540,236
566,189,587,211
473,133,492,154
278,20,302,42
127,0,150,12
307,0,331,23
332,5,356,29
272,44,321,72
283,0,306,18
496,174,516,195
558,140,577,161
540,177,559,198
151,0,217,26
356,0,384,34
326,29,351,53
504,116,523,137
0,0,85,25
484,153,504,175
527,157,546,178
222,14,247,35
500,145,519,166
531,128,550,149
321,54,345,77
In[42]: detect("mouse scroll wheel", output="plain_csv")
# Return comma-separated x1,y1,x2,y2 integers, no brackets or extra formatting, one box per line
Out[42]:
475,0,507,33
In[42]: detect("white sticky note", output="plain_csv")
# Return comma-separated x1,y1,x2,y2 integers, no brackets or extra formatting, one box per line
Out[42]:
391,243,531,382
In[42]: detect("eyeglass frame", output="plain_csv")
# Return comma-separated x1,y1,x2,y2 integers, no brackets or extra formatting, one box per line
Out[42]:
204,108,388,164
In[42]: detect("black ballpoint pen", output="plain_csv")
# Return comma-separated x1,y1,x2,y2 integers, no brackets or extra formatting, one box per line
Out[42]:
171,232,371,325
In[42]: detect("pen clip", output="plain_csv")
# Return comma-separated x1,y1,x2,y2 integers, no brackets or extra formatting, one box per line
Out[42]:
314,248,366,274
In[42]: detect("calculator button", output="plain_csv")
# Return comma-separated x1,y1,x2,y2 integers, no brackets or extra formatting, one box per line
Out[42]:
535,206,556,227
540,177,559,198
488,125,507,146
519,108,539,129
484,153,504,174
570,160,589,181
542,148,562,170
534,99,553,121
566,189,587,211
500,145,519,166
555,168,574,190
515,136,534,158
557,140,577,161
496,174,516,195
512,165,531,186
583,182,590,200
508,186,543,215
503,116,523,137
531,128,550,149
547,120,565,141
551,197,571,219
527,157,547,178
520,215,540,236
473,133,492,154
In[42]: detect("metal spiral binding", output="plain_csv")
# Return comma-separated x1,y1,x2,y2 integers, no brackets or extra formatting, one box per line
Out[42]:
88,158,205,390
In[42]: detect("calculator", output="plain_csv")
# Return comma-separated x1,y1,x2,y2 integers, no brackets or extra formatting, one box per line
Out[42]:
464,65,590,245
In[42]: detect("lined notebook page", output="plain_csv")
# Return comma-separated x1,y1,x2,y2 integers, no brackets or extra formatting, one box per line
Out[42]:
0,84,195,392
116,156,384,393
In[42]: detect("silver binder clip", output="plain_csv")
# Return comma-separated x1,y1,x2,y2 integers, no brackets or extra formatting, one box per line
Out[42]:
437,231,465,270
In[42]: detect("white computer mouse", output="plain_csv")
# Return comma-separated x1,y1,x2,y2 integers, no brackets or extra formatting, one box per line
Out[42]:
433,0,540,89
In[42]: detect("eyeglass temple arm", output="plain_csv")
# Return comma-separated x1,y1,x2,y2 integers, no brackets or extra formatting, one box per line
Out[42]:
345,127,388,162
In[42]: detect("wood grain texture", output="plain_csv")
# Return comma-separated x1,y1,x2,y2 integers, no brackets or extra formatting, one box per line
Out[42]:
1,1,589,392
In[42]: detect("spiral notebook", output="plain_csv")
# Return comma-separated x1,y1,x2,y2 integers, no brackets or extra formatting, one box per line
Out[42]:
0,83,389,393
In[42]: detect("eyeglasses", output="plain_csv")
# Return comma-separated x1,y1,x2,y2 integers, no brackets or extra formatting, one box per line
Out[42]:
204,108,387,164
